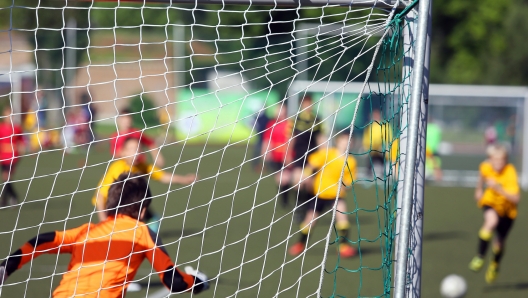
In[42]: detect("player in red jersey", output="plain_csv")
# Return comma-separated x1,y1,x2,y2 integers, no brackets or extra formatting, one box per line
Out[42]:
111,109,165,167
0,106,24,207
262,107,293,207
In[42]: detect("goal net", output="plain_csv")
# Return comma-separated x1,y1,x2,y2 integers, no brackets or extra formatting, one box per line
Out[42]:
0,0,418,297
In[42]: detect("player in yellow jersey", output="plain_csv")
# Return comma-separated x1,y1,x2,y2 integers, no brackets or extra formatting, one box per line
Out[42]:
289,131,357,258
469,144,520,283
362,109,393,180
93,137,196,227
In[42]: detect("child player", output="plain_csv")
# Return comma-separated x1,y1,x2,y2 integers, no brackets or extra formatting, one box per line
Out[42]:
469,144,520,283
111,109,164,167
94,137,196,230
290,96,322,208
0,174,209,296
289,131,357,258
261,107,293,207
0,106,24,207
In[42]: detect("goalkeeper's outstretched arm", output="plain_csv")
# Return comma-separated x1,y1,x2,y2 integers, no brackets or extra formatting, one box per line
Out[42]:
0,224,89,280
143,229,209,294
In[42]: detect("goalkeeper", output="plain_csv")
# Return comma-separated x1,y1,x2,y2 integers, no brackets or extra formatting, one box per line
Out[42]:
469,144,520,284
0,174,209,297
289,131,357,258
93,136,196,228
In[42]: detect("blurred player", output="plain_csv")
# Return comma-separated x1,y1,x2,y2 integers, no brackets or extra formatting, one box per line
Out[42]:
0,106,24,207
291,96,322,209
93,137,196,230
252,110,270,171
111,109,164,167
262,107,293,207
0,174,209,296
425,121,443,181
362,109,392,180
469,144,520,283
289,131,357,258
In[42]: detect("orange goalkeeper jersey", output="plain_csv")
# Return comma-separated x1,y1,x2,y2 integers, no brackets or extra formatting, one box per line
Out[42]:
2,214,197,297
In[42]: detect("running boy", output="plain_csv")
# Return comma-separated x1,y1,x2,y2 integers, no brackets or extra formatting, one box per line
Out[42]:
289,131,357,258
0,174,209,297
94,137,196,228
262,107,293,207
0,106,24,207
469,144,520,283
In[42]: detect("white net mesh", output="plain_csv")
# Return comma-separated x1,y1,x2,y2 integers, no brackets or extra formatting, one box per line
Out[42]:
0,0,413,297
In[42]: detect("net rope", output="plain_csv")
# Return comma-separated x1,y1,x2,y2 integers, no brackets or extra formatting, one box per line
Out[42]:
0,0,416,297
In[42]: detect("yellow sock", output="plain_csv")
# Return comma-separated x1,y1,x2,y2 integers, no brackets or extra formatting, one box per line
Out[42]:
479,229,492,241
300,223,311,235
336,221,350,231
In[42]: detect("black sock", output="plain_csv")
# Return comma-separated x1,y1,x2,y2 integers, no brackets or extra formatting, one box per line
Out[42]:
336,222,350,244
279,184,290,207
477,229,492,257
4,183,17,201
478,238,490,257
493,247,504,263
299,231,309,244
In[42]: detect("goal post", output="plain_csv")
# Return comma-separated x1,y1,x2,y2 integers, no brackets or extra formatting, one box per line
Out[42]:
0,0,430,297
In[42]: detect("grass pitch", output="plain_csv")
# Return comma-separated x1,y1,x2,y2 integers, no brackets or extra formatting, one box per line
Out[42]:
0,142,526,297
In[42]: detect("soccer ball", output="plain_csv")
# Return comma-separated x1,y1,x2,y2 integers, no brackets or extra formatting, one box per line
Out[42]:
440,274,467,298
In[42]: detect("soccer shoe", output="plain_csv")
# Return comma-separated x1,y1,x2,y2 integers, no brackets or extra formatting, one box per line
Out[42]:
338,244,357,258
288,242,306,256
485,262,499,284
469,256,484,272
184,266,210,292
127,282,142,292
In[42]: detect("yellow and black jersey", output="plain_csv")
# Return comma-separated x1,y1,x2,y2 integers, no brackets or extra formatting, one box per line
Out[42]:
362,121,393,153
308,147,356,200
293,112,322,159
479,161,520,219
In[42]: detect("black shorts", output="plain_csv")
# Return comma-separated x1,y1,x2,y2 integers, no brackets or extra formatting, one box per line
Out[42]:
292,153,308,169
483,206,515,241
305,197,342,214
292,140,317,169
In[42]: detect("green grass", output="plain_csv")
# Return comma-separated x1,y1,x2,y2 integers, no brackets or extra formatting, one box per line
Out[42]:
0,143,526,297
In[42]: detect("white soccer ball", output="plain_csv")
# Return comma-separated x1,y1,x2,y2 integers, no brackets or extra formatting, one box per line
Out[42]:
440,274,467,298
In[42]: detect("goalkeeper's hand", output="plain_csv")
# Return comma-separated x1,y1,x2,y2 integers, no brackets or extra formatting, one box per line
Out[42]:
184,266,209,294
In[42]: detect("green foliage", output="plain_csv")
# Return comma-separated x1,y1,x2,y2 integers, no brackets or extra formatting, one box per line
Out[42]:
0,0,90,89
128,94,159,129
431,0,528,85
3,0,528,89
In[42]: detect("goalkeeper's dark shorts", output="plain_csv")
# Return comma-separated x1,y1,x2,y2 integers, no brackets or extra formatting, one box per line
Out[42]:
306,196,343,214
483,205,515,241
